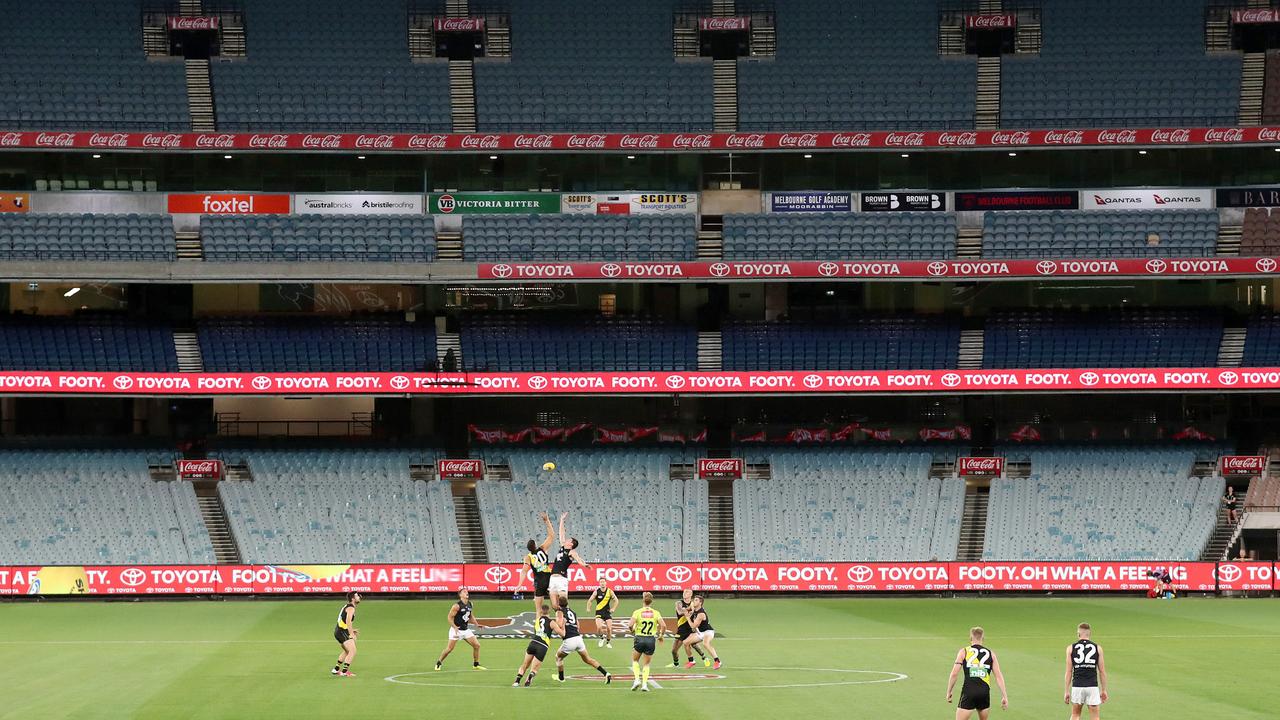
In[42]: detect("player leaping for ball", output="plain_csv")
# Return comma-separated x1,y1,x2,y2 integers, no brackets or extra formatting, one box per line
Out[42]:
552,596,611,684
434,589,486,671
549,511,590,605
628,592,666,692
521,512,556,623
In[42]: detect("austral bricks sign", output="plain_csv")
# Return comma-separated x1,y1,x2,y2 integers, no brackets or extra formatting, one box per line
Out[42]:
6,368,1280,397
3,561,1271,595
5,127,1280,153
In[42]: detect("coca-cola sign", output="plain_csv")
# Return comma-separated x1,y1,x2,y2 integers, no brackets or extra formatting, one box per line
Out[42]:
1219,455,1266,476
513,134,554,149
938,131,978,147
957,456,1005,477
301,134,342,149
35,132,75,148
433,17,485,32
697,458,744,479
460,134,501,149
991,130,1031,145
699,17,750,31
1233,8,1280,24
831,132,872,147
437,458,485,479
354,134,394,149
778,133,819,148
1205,128,1246,144
88,132,130,148
141,133,183,148
1044,130,1085,145
1150,128,1192,144
0,132,24,147
965,14,1016,29
168,16,220,31
176,459,223,480
248,133,289,149
566,134,607,149
619,134,660,149
194,133,235,149
1096,129,1138,144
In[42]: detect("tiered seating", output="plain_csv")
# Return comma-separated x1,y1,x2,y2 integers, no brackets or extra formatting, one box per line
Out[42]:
1245,465,1280,509
1002,0,1239,127
734,448,964,561
217,450,461,563
1242,313,1280,367
722,213,955,260
983,309,1223,368
213,0,449,131
983,211,1218,259
0,315,178,372
738,1,973,129
985,445,1226,560
201,216,435,262
475,449,707,562
1240,208,1280,257
1265,51,1280,125
0,214,175,262
0,1,187,130
460,314,696,372
0,450,214,565
723,317,959,370
475,0,711,131
463,215,695,262
198,315,436,373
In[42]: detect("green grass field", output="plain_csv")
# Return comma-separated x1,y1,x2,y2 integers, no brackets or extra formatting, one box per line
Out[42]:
4,596,1277,719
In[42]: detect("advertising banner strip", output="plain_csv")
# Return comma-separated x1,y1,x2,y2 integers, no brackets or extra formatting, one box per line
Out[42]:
477,257,1280,281
966,14,1016,29
167,193,291,214
4,128,1280,153
294,193,424,215
428,192,560,214
1,368,1279,396
1082,188,1213,210
2,562,1272,595
861,192,946,212
769,192,853,212
955,191,1079,211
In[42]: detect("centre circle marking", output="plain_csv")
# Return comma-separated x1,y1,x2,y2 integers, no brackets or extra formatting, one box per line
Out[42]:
385,666,908,690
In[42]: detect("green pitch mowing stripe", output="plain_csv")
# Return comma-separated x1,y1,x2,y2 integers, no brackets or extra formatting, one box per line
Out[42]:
3,597,1276,719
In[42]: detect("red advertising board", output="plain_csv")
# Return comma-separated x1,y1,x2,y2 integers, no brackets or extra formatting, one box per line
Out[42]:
1219,455,1267,476
965,14,1016,29
436,458,485,479
176,459,223,480
478,257,1280,281
700,17,750,31
7,561,1263,595
433,17,485,32
1233,9,1280,24
168,16,220,30
166,193,290,214
697,458,743,479
0,367,1279,396
4,127,1280,153
957,457,1005,476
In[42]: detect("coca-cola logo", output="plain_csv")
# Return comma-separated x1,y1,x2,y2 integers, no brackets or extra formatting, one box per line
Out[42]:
1043,130,1084,145
460,134,501,149
566,134,607,149
1221,455,1265,474
1234,8,1280,24
178,460,221,474
484,566,512,585
407,134,449,149
354,134,394,149
958,457,1004,475
831,133,872,147
885,132,925,147
672,134,712,149
169,16,218,30
1097,129,1138,144
990,130,1031,145
967,14,1014,29
301,134,342,149
142,133,183,148
778,133,819,148
88,132,129,148
724,133,765,149
619,134,660,149
1258,128,1280,143
0,132,24,147
194,134,235,149
699,459,741,472
248,134,289,148
1151,128,1192,144
513,134,554,149
700,17,749,31
435,17,484,31
939,131,978,146
35,132,75,147
438,459,483,474
1204,128,1245,144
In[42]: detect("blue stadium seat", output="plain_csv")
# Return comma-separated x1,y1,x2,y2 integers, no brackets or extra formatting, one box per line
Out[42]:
723,317,960,370
983,210,1219,259
201,215,435,262
983,309,1223,368
0,214,175,262
197,315,436,372
722,212,955,260
0,315,178,372
462,215,694,262
461,314,695,371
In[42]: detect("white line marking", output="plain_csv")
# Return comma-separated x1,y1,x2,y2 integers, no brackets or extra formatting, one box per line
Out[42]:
384,667,909,691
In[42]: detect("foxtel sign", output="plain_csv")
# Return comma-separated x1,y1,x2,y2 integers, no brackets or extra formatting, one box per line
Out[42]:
2,561,1272,595
477,257,1280,281
2,368,1280,396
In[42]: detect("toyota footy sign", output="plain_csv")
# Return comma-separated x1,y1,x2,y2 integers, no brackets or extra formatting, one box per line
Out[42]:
436,458,485,479
176,459,223,480
697,458,744,479
1219,455,1266,476
957,457,1004,477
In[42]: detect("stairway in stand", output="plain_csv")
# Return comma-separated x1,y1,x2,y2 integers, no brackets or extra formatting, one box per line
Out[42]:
712,59,738,132
975,55,1001,130
185,58,217,132
697,331,723,371
1241,52,1265,126
957,329,985,370
194,481,241,564
1199,507,1242,561
957,487,990,561
449,60,478,133
1217,327,1247,368
453,486,489,563
708,478,736,562
437,332,462,370
173,331,205,373
176,230,204,260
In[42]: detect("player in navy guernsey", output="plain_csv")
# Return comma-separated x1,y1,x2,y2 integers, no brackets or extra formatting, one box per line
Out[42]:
671,588,707,667
1066,623,1108,719
549,512,590,605
946,627,1009,719
681,595,720,669
331,591,360,677
434,589,486,671
552,596,611,684
520,512,556,623
513,602,554,687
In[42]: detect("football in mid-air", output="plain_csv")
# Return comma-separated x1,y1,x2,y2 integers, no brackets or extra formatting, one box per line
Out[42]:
542,462,556,472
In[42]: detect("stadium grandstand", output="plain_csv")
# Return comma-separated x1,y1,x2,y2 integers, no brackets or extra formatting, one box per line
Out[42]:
1,1,1279,717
